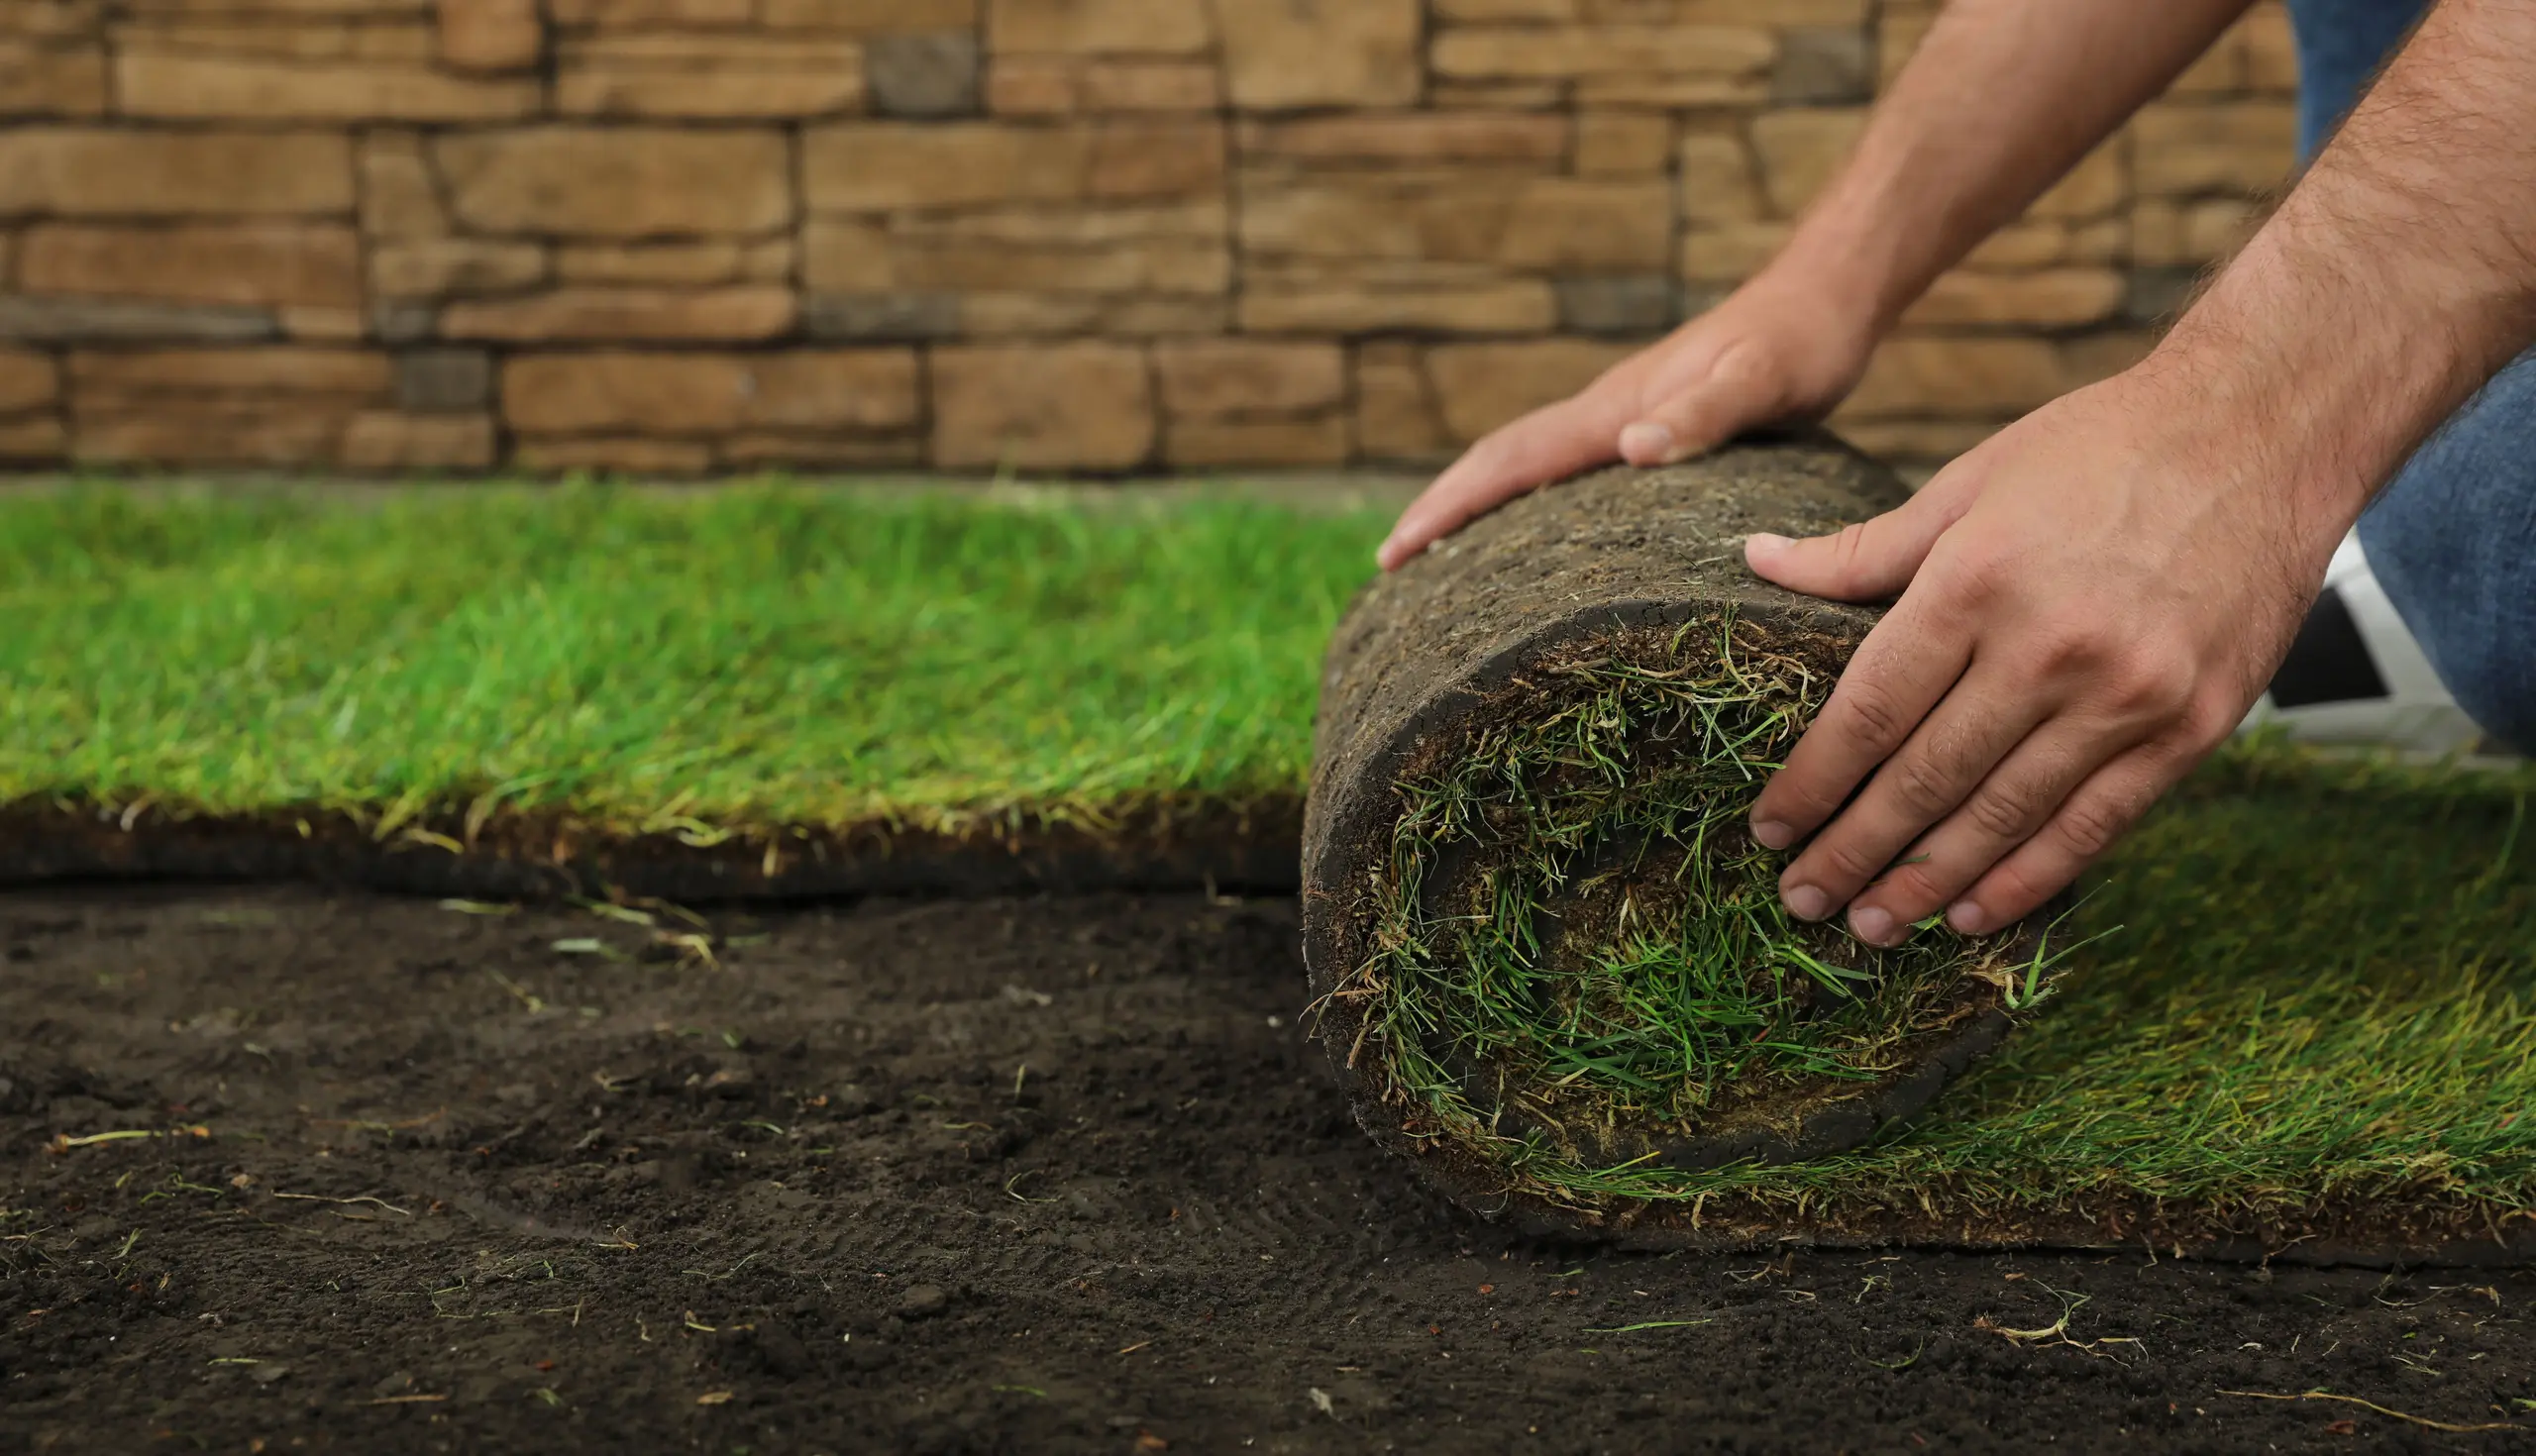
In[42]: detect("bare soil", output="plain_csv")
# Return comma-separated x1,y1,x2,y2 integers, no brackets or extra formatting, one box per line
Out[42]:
5,884,2534,1454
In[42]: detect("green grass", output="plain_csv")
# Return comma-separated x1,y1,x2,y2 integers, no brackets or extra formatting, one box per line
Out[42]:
5,481,2533,1233
0,483,1383,835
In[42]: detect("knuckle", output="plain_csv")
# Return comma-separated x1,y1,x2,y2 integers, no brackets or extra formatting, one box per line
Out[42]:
1961,780,2046,842
1834,682,1913,753
2052,792,2137,862
1814,836,1890,886
1884,751,1966,819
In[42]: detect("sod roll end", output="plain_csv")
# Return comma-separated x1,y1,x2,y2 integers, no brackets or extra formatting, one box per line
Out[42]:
1303,434,2065,1241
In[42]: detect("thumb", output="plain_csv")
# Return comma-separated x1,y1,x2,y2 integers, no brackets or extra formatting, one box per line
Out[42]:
1616,364,1781,468
1744,477,1965,602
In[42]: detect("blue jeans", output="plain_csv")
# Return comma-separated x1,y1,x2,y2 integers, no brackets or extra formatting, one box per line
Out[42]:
2290,0,2536,751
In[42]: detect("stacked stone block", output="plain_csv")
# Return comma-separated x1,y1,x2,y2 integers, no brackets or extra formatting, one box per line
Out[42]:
0,0,2300,474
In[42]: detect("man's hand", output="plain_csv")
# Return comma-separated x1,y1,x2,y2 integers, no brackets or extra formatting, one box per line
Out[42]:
1375,271,1876,572
1742,364,2342,944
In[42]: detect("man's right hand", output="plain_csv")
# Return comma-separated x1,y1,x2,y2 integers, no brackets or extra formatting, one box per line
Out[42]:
1375,268,1880,572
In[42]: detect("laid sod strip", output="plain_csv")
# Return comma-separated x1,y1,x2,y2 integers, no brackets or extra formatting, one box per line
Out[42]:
6,473,2534,1255
0,482,1386,893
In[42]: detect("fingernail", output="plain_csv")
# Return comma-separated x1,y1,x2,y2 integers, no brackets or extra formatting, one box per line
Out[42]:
1750,818,1795,851
1745,532,1791,560
1619,422,1680,466
1849,905,1895,945
1947,899,1988,934
1782,883,1831,921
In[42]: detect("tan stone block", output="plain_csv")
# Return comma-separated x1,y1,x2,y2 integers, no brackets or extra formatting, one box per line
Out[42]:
1218,0,1421,109
2132,197,2259,267
801,219,895,291
958,290,1222,335
1575,74,1765,106
1499,177,1670,269
1830,416,1998,465
762,0,978,31
1426,338,1628,442
1668,0,1866,22
279,304,366,341
116,52,539,120
557,35,864,119
443,286,796,342
1901,267,2125,329
0,414,65,463
0,348,57,413
990,0,1210,55
1749,106,1864,216
1,1,103,40
2058,329,2158,388
436,128,792,238
1962,222,2068,270
2131,102,2296,195
719,433,924,468
1677,221,1786,282
22,223,360,308
887,216,1229,293
0,296,279,344
68,346,389,396
1239,266,1555,334
1574,112,1672,175
341,410,498,469
1237,172,1532,266
1437,0,1573,16
546,0,749,26
1155,339,1342,418
1,40,108,115
1430,24,1773,81
2027,143,2126,221
1354,341,1446,461
741,240,794,282
557,241,751,285
372,238,548,297
2243,2,2296,93
0,129,352,217
509,349,919,435
1843,335,2061,418
1876,9,1932,87
2165,30,2243,96
1237,112,1567,164
1427,80,1563,110
1165,413,1348,468
1079,59,1218,111
107,19,439,62
987,57,1077,114
73,403,347,467
360,132,447,238
437,0,540,71
1677,131,1761,223
932,341,1154,469
515,435,714,474
804,120,1220,212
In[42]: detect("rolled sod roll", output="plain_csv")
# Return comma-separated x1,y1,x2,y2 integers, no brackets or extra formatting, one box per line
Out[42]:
1302,433,2060,1233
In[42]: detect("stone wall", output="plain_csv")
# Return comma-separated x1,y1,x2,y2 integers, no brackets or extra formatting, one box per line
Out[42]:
0,0,2298,475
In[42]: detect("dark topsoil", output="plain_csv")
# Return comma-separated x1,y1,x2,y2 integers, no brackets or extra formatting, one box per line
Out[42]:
4,885,2534,1455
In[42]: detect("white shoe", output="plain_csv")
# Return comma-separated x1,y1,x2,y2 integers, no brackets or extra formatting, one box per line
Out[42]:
2238,532,2488,755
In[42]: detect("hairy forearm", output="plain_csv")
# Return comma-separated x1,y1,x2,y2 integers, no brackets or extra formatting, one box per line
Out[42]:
2153,0,2536,526
1776,0,2255,330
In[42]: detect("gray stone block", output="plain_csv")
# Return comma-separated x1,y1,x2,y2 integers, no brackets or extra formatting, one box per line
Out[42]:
1555,275,1679,337
1771,28,1875,106
371,302,438,345
802,292,963,342
867,32,981,118
0,296,276,344
396,349,493,413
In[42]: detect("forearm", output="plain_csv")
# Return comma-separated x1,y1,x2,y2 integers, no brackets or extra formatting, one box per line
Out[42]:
1775,0,2255,331
2151,0,2536,528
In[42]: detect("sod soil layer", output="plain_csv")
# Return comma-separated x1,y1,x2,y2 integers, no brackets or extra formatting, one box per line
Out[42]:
7,884,2536,1454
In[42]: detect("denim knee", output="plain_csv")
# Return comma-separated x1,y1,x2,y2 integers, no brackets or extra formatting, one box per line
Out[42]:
2357,347,2536,755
